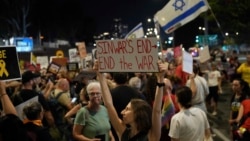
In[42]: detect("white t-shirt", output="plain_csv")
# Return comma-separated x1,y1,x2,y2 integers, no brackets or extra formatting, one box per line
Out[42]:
169,107,210,141
207,70,221,86
186,76,209,113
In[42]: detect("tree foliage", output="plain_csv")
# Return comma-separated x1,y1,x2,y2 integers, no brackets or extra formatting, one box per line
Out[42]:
207,0,250,44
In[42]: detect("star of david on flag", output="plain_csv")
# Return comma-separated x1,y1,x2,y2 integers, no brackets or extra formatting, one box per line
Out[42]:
125,22,144,39
154,0,210,34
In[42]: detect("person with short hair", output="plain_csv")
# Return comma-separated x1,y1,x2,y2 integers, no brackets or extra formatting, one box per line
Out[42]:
23,101,54,141
52,78,72,110
73,81,114,141
168,86,211,141
12,70,55,128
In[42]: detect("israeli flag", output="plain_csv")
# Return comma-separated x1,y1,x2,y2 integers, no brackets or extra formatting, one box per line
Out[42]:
154,0,209,34
125,22,144,39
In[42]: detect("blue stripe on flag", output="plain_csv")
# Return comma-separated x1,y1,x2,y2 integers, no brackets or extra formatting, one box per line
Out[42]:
127,23,143,36
162,1,206,31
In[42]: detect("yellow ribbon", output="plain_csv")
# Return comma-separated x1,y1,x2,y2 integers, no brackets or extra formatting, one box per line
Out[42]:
56,50,64,58
0,60,8,77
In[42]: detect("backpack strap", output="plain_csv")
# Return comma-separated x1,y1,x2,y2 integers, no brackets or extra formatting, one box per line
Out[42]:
55,91,66,100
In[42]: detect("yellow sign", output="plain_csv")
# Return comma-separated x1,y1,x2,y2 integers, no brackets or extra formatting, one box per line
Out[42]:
0,60,9,77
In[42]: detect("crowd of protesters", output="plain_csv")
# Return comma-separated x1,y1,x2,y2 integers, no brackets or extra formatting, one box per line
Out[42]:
1,49,250,141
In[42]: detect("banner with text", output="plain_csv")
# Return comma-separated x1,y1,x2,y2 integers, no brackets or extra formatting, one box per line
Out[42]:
96,38,159,72
0,46,21,81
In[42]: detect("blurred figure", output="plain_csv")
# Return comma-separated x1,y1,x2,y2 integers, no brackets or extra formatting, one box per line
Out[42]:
228,57,241,82
73,81,114,141
237,55,250,86
64,87,89,122
142,73,157,107
128,76,141,92
12,70,55,128
23,101,54,141
229,78,249,140
229,98,250,140
186,65,209,113
174,56,188,86
205,62,222,115
48,78,73,141
51,78,72,110
0,81,30,141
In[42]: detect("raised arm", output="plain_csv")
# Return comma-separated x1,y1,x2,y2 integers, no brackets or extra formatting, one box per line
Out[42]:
42,80,54,100
0,81,17,115
236,104,244,123
149,61,166,141
93,61,125,138
188,74,197,97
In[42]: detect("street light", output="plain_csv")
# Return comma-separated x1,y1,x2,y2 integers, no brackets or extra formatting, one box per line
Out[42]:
147,18,152,23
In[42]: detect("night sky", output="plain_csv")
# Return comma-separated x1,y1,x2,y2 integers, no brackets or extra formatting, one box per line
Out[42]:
36,0,170,33
0,0,202,47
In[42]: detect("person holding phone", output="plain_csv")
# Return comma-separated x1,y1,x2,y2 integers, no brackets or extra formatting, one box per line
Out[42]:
73,81,114,141
93,60,165,141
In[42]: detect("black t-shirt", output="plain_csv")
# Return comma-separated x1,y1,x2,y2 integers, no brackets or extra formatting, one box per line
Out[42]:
111,85,141,118
14,89,50,111
121,128,148,141
0,114,30,141
24,122,53,141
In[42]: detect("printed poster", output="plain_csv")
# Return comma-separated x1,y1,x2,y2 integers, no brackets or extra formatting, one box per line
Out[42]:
0,46,21,81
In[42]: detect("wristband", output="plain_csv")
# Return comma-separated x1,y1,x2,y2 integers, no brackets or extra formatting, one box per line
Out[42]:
0,94,7,98
156,82,165,87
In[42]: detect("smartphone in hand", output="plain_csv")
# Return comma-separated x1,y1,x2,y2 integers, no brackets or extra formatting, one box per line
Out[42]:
71,97,77,103
95,134,105,141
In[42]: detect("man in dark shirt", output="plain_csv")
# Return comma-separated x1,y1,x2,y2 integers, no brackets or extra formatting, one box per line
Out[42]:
12,70,54,127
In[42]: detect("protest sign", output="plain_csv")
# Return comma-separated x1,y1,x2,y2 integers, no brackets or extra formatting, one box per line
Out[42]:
68,48,80,62
52,57,68,66
0,46,21,81
15,96,38,120
76,42,87,59
47,62,61,74
199,46,211,63
36,56,49,69
182,50,193,74
96,38,158,72
67,62,79,72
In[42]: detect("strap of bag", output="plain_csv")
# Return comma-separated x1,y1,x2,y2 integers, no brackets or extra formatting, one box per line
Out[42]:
197,77,208,96
55,91,66,100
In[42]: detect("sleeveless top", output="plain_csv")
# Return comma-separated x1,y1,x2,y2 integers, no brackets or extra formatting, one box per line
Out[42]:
121,128,148,141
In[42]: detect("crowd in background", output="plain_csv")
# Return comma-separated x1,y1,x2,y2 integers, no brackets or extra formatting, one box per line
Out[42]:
1,50,250,141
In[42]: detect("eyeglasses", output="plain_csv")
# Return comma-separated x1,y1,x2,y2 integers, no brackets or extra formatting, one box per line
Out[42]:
88,92,101,97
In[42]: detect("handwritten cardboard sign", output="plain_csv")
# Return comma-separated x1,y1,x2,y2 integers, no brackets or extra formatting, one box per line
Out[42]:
96,38,158,72
36,56,49,69
0,46,21,81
